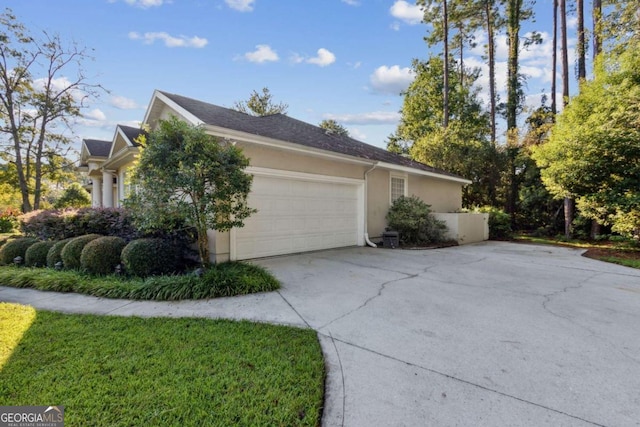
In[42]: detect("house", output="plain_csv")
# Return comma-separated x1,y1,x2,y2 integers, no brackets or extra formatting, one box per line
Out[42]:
80,125,144,208
80,90,488,262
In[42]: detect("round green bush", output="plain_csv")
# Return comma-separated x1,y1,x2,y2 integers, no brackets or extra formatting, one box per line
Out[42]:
25,241,56,267
46,238,74,268
386,195,447,246
122,238,180,277
0,237,38,265
61,234,101,270
80,236,126,275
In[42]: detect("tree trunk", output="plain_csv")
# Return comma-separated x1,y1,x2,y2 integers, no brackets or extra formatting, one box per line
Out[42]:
577,0,586,80
443,0,450,128
560,0,573,238
593,0,602,58
551,0,558,115
506,0,521,219
563,197,574,240
485,0,497,145
560,0,569,104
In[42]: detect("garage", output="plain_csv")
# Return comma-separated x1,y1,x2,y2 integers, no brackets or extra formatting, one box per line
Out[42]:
233,170,364,260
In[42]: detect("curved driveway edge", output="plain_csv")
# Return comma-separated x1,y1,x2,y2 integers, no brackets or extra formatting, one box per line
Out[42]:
2,241,640,426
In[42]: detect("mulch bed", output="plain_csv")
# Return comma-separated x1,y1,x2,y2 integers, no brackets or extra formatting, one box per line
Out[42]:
583,247,640,261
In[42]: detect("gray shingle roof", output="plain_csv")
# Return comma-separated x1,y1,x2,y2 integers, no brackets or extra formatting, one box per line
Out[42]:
118,125,146,146
159,91,464,179
84,139,111,157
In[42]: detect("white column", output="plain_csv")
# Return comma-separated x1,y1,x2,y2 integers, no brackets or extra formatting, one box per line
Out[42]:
102,170,114,208
92,178,103,207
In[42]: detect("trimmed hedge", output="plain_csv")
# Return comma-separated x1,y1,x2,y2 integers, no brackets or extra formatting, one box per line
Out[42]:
81,236,126,275
121,238,180,277
61,234,101,270
0,238,38,265
46,238,74,268
25,241,56,267
20,208,138,241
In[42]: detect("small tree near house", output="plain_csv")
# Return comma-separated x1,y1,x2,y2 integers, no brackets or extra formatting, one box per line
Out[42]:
126,116,256,268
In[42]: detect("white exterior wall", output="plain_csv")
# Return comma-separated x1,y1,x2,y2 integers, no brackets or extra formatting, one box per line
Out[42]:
433,213,489,244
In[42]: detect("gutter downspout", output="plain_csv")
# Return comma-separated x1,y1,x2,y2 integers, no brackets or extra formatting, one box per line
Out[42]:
364,163,378,248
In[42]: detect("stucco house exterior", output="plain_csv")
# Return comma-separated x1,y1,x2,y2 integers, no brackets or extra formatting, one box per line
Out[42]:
80,90,488,262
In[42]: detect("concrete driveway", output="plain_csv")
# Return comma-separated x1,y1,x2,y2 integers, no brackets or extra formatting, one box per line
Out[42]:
2,242,639,426
253,242,640,427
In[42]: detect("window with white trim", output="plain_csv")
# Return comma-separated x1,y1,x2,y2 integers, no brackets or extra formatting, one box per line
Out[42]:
390,176,406,203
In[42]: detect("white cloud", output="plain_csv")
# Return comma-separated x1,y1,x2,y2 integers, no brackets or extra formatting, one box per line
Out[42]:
323,111,401,125
244,44,279,63
348,128,367,141
390,21,401,31
225,0,255,12
32,76,85,102
341,0,360,5
84,108,107,121
390,1,423,25
307,48,336,67
289,53,305,64
110,95,138,110
128,31,208,48
369,65,414,95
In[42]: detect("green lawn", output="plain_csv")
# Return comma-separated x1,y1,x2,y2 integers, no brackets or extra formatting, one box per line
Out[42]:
0,303,325,426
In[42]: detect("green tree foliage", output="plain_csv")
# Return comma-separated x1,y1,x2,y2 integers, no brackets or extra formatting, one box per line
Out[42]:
233,87,288,116
0,9,100,212
533,43,640,237
127,116,256,267
516,101,563,232
318,119,349,137
393,56,501,207
54,183,91,209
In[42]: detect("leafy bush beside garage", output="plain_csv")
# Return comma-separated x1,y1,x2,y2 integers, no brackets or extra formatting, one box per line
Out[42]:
386,196,447,246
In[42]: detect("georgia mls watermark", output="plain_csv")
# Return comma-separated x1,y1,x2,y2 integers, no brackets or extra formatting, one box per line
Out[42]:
0,406,64,427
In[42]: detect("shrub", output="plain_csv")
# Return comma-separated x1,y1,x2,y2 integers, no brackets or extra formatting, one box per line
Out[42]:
61,234,101,270
54,183,91,209
121,238,180,277
25,241,56,267
0,237,38,265
0,207,20,233
81,236,126,275
476,206,512,239
20,208,139,241
386,196,447,246
46,238,74,268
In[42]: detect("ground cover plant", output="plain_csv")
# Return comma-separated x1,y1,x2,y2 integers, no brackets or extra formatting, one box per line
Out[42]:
0,303,325,426
515,235,640,269
0,261,279,301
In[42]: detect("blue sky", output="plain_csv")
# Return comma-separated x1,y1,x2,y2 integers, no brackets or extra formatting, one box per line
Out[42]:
5,0,580,150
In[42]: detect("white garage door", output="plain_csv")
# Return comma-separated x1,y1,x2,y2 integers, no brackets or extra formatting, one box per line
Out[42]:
234,172,363,260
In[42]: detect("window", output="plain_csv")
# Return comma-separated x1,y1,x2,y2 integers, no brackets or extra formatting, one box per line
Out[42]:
390,176,406,203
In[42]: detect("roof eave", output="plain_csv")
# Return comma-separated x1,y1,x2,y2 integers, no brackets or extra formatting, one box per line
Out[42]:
377,161,472,184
